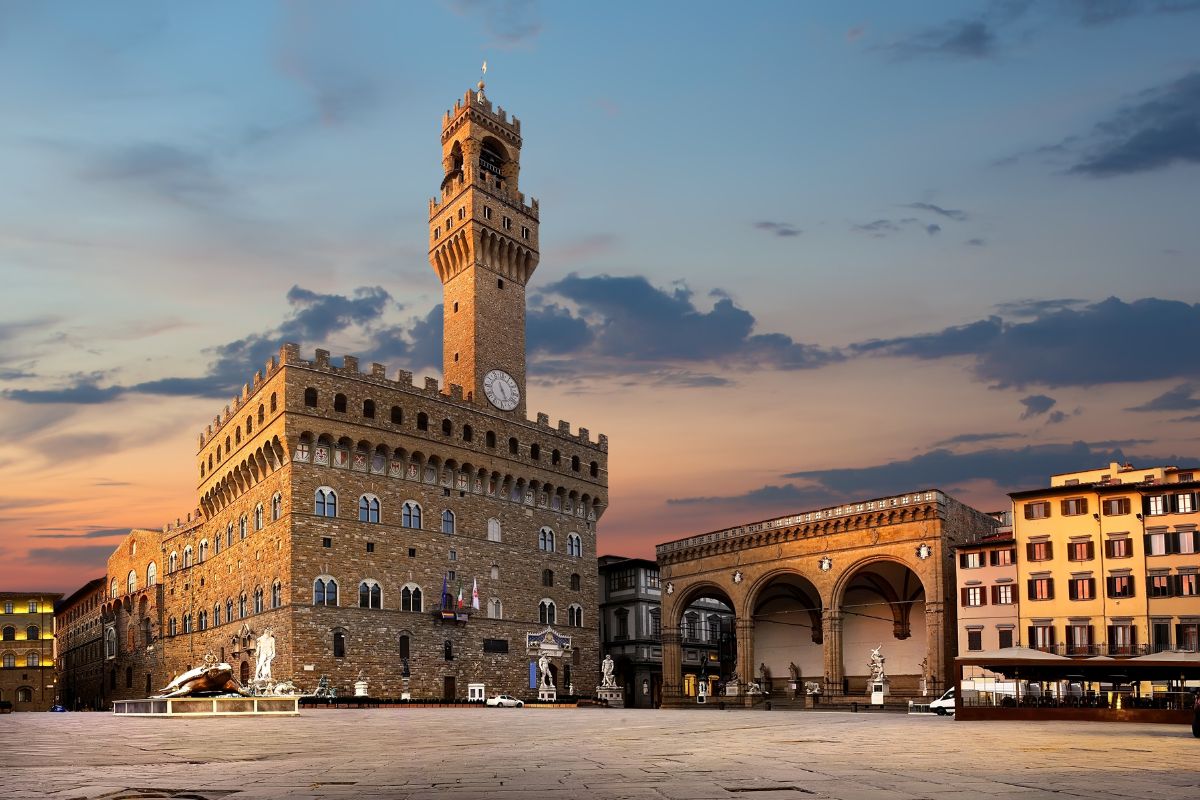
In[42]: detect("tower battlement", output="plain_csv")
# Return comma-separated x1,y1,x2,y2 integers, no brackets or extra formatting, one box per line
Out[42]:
442,89,521,140
428,170,539,218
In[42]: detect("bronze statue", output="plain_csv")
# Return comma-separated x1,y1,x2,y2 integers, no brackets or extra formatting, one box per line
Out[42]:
156,653,247,698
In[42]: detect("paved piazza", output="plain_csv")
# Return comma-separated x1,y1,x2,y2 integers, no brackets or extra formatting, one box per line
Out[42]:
2,709,1197,800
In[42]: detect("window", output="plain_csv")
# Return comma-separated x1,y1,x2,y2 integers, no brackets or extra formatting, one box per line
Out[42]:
487,518,502,542
226,523,234,549
530,443,540,461
440,418,453,437
967,629,983,651
254,503,264,530
417,412,429,431
358,494,380,523
1150,574,1173,598
239,593,247,618
502,215,511,230
2,602,10,614
1028,577,1054,600
26,625,39,640
990,548,1015,567
390,405,403,424
183,545,193,568
1061,497,1087,516
571,455,580,472
1068,577,1095,600
570,573,581,591
254,586,264,613
1179,531,1198,554
1107,575,1135,598
1,653,13,667
1026,541,1053,561
443,640,453,661
1067,624,1094,654
239,514,248,539
270,392,277,413
441,510,456,534
1178,493,1197,513
509,437,519,455
359,581,382,610
271,493,282,521
399,635,411,660
401,585,423,612
462,424,473,443
961,586,986,607
1108,623,1136,655
539,600,556,625
991,584,1015,605
363,399,375,418
1146,532,1168,556
1147,495,1168,516
959,552,982,569
315,488,337,517
567,533,583,558
448,549,457,562
488,598,503,619
304,387,318,407
1178,622,1200,651
608,567,636,591
1029,624,1055,651
539,527,555,552
146,562,157,586
314,577,338,606
1106,537,1132,559
1180,573,1199,596
127,570,137,595
1024,501,1051,520
402,501,422,529
522,225,529,239
486,431,496,448
568,604,582,627
1103,497,1131,516
1067,541,1094,561
198,611,208,631
226,598,233,621
334,393,347,413
542,569,554,588
649,608,662,638
333,631,346,658
483,206,492,220
183,614,192,634
322,537,332,548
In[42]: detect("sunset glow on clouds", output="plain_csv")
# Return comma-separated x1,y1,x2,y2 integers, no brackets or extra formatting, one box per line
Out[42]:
2,1,1198,592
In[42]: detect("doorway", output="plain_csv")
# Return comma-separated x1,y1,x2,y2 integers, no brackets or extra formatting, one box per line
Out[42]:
443,676,456,700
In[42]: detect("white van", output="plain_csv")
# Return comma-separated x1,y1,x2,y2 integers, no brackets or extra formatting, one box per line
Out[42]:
929,687,955,716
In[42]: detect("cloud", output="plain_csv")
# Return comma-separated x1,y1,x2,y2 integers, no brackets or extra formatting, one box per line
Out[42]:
1020,394,1057,418
753,221,802,238
30,527,136,540
1067,71,1200,177
669,440,1197,508
1063,0,1200,26
26,545,115,567
1127,382,1200,412
886,19,998,60
853,219,903,236
904,202,968,221
1175,414,1200,423
545,234,618,265
1046,410,1069,424
934,432,1018,447
850,296,1200,388
926,224,942,236
448,0,542,46
993,298,1086,317
82,142,228,208
966,238,987,247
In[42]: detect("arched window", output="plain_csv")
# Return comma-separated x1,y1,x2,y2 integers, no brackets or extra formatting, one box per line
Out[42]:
198,610,208,631
508,437,519,455
539,599,556,625
333,630,346,658
441,418,452,436
590,461,599,478
359,580,382,609
488,598,503,619
417,412,429,431
441,510,455,534
539,527,555,552
401,584,423,612
1,653,14,668
399,634,411,660
239,593,247,618
183,614,192,634
542,569,554,587
570,573,581,591
334,393,347,413
183,545,193,569
167,618,178,638
168,552,178,573
486,430,496,448
213,603,221,626
1,626,13,641
146,562,157,586
126,570,136,595
254,586,264,613
16,686,32,703
304,387,318,407
254,503,264,530
552,449,561,465
270,392,277,412
358,494,380,523
226,523,234,548
235,427,241,445
568,604,583,627
272,580,282,609
109,578,118,598
26,651,39,668
26,625,39,640
567,533,583,557
530,443,540,460
402,501,422,529
315,487,337,517
571,455,580,472
226,598,234,622
487,518,502,542
462,424,473,442
363,399,375,418
314,577,338,606
198,540,209,562
271,492,282,521
239,514,248,539
246,416,252,435
257,404,264,424
390,405,403,424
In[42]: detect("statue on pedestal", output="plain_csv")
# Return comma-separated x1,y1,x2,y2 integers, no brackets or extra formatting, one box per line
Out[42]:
157,653,246,698
600,654,617,689
538,653,554,688
868,645,887,683
254,629,276,683
759,662,772,693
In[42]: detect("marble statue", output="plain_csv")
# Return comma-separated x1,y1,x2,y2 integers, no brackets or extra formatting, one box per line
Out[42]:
804,681,822,696
538,653,554,688
157,653,246,698
759,662,771,690
254,628,276,683
868,645,886,682
600,654,617,688
788,662,800,682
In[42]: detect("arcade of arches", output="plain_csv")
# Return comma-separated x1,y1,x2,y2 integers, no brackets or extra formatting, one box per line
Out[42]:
657,490,998,706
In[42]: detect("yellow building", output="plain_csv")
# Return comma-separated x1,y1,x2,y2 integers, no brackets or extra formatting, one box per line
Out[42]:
0,592,61,711
1011,462,1200,656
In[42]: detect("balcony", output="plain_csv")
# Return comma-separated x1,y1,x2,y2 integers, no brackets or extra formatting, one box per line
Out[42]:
1033,643,1152,657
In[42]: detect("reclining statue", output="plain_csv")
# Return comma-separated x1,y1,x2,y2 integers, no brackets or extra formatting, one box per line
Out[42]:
156,654,248,698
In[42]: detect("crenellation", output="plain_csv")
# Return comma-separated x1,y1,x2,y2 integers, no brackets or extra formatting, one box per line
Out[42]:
424,376,439,392
557,420,571,434
537,412,550,426
598,434,608,452
315,349,330,367
577,427,589,442
396,368,413,385
448,383,463,400
342,355,359,373
370,362,386,379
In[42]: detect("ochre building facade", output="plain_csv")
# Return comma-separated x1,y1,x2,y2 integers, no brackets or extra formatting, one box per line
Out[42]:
84,84,608,704
0,591,60,711
657,491,997,706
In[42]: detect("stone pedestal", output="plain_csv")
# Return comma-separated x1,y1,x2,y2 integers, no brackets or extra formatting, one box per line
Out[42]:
596,686,623,707
870,679,888,706
538,686,557,702
725,683,741,697
354,680,369,697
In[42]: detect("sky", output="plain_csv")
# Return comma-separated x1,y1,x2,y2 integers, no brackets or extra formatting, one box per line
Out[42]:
2,0,1199,593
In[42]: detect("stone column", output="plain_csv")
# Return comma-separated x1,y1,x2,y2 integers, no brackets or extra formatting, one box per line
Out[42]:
660,630,683,708
822,609,844,697
924,600,946,697
735,618,755,705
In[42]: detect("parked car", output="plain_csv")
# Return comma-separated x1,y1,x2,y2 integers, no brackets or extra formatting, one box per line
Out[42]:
485,694,524,708
49,704,67,713
929,688,955,716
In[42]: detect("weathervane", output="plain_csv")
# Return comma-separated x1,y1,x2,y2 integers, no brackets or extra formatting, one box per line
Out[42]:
478,60,487,98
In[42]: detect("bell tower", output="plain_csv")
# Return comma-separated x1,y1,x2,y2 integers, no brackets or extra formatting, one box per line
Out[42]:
429,77,539,417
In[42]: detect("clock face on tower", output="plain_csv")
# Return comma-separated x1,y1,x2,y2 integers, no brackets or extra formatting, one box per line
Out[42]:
482,369,520,411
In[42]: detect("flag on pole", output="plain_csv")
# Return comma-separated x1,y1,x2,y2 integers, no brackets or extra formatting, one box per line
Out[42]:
456,579,464,609
471,577,480,610
440,573,449,609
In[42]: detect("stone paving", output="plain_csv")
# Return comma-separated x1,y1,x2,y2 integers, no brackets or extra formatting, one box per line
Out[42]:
1,708,1197,800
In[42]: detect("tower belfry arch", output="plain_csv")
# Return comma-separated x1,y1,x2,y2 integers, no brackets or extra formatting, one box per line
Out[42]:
429,74,540,416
